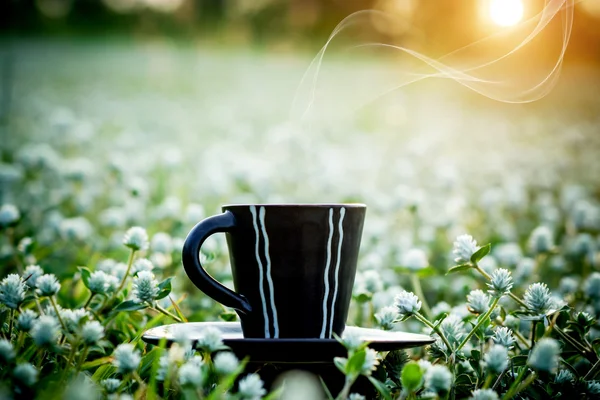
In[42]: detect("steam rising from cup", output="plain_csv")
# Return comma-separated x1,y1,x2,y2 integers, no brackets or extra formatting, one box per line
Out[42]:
292,0,575,123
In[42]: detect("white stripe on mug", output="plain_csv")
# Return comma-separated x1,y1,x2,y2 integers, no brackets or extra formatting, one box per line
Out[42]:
319,208,335,339
259,207,279,338
328,207,346,337
250,205,271,338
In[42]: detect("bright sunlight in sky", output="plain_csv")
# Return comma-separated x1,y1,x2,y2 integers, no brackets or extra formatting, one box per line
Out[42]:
489,0,524,27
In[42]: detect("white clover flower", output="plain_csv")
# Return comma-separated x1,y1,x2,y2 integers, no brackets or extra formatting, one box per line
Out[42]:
402,248,428,271
487,269,513,297
493,243,523,268
87,271,110,294
59,217,93,241
0,274,26,309
150,252,172,269
527,226,554,254
96,259,117,274
0,204,20,227
440,315,466,347
528,338,560,373
0,339,15,363
23,265,44,288
178,361,205,387
375,306,398,330
361,348,379,376
584,272,600,300
30,315,60,347
13,363,38,387
524,282,553,315
483,344,508,374
469,389,499,400
132,258,154,274
554,369,575,384
214,352,239,375
587,381,600,396
112,344,141,374
156,354,170,381
132,271,159,303
197,326,224,353
341,330,363,351
559,276,579,294
105,275,120,293
238,373,266,400
453,234,478,264
514,258,535,282
492,327,515,348
62,308,90,333
394,291,422,317
185,203,205,223
466,290,490,315
151,232,173,254
101,378,121,394
418,359,432,373
424,364,453,394
123,227,149,251
431,301,452,317
36,274,61,297
362,270,383,294
81,320,104,345
17,309,38,332
348,394,366,400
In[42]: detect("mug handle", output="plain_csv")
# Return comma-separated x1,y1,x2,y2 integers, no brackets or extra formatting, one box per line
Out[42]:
182,211,252,315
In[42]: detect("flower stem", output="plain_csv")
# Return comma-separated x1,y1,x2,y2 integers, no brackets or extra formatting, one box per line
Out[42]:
7,309,14,340
482,374,494,389
415,312,454,357
75,346,89,373
502,371,536,400
584,359,600,380
116,249,136,295
83,292,95,309
153,303,183,323
101,249,136,313
49,296,67,332
530,321,538,348
335,376,355,400
455,297,500,354
62,343,77,380
411,274,432,319
474,264,528,308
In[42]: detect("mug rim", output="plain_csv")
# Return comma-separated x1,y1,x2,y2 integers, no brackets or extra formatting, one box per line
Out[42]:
222,203,366,209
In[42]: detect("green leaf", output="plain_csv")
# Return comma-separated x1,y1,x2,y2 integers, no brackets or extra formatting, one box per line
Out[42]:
78,266,92,289
155,288,171,300
471,243,491,263
319,376,335,400
333,357,348,374
157,277,173,291
400,361,423,393
446,264,472,275
346,350,367,377
471,349,481,362
114,300,147,312
511,355,528,366
219,310,238,322
432,313,448,330
354,292,372,303
394,266,436,278
82,356,113,370
368,376,392,400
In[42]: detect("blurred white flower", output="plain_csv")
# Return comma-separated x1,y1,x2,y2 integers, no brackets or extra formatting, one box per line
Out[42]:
401,248,428,271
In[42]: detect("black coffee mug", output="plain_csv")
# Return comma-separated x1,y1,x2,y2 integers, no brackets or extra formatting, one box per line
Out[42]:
182,204,366,339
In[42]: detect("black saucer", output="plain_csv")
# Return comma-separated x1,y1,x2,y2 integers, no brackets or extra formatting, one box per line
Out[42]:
142,322,434,363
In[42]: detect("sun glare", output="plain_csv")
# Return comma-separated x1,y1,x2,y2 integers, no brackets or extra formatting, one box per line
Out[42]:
489,0,524,27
